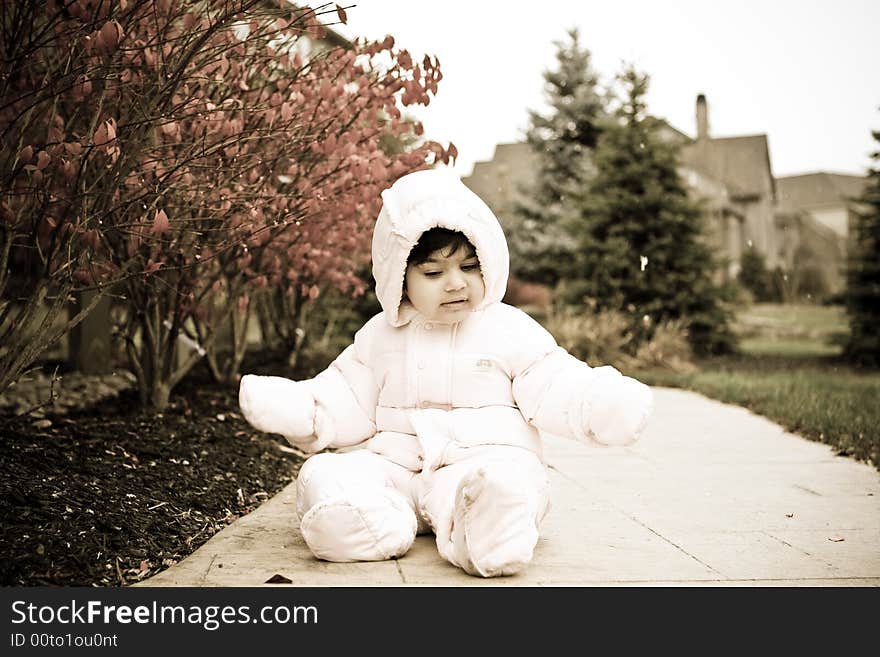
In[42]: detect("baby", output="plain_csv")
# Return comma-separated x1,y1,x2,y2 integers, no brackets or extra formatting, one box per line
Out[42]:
239,168,653,577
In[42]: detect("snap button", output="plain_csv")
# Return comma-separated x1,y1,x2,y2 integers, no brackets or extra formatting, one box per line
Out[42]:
424,322,433,330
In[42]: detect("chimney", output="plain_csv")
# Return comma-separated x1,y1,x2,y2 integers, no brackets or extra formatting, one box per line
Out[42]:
696,93,709,140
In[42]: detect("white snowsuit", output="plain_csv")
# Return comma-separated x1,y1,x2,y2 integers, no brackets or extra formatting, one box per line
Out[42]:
239,168,654,577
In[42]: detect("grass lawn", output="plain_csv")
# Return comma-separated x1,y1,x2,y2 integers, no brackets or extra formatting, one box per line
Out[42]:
733,302,849,356
634,304,880,470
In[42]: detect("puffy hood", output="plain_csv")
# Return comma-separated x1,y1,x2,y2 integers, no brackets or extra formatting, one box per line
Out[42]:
371,168,510,327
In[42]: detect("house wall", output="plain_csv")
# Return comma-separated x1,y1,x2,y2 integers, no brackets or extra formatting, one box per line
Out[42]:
808,206,849,237
723,209,746,280
739,195,781,268
464,143,539,237
776,211,847,295
679,167,744,281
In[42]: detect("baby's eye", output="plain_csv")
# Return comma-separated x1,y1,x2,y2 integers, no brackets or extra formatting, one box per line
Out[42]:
422,271,441,278
462,263,480,272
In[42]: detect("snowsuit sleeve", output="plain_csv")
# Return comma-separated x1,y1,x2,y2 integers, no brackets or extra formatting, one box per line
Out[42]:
509,309,653,446
304,327,379,452
238,320,379,454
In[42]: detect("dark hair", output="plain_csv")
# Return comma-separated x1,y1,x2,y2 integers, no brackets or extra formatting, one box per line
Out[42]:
406,228,476,267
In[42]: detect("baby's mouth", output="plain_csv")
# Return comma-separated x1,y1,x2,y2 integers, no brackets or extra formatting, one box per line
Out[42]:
441,298,468,307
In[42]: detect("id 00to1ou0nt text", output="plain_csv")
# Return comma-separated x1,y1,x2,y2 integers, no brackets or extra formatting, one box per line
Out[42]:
11,632,119,648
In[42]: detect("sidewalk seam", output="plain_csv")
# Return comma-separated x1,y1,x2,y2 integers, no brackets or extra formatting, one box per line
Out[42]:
394,558,407,583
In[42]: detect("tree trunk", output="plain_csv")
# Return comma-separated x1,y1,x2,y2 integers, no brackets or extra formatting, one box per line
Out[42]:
69,289,113,374
149,381,172,411
137,376,172,411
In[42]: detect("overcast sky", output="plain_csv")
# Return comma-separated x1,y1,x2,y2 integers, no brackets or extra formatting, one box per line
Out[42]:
329,0,880,179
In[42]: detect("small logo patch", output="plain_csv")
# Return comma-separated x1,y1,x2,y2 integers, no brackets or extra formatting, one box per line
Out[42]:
475,358,493,369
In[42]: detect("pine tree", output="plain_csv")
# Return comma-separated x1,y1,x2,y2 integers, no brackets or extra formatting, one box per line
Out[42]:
511,28,605,286
843,126,880,367
738,245,775,302
577,66,735,355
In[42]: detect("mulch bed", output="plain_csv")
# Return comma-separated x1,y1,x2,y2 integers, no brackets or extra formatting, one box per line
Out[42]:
0,353,316,587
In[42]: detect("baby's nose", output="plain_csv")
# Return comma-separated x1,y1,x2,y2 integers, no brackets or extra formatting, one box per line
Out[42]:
446,272,465,290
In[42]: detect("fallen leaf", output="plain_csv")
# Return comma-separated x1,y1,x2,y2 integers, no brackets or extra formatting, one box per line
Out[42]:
827,536,845,542
265,573,292,584
785,513,794,518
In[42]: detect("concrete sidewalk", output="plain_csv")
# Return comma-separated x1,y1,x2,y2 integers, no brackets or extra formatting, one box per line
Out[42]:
139,387,880,587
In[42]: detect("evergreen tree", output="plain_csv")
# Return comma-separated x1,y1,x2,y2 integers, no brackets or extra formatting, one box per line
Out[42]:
843,125,880,367
738,246,775,302
577,66,735,355
511,28,605,285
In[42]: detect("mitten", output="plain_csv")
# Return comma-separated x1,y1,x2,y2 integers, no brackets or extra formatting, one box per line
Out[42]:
239,374,320,449
582,368,653,446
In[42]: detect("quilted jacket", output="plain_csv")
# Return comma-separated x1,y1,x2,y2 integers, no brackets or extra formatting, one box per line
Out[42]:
239,169,653,469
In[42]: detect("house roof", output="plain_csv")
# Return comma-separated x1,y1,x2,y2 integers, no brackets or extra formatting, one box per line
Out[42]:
491,142,536,160
470,130,787,213
775,172,868,212
680,135,775,201
653,118,693,146
466,142,538,184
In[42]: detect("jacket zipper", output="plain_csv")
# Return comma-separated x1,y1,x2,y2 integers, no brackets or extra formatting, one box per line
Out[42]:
446,322,458,407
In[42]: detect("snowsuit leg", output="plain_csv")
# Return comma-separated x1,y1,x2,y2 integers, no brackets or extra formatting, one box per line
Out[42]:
418,445,551,578
296,450,418,562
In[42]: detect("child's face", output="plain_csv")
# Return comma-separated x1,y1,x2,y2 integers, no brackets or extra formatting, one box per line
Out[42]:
404,244,485,323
